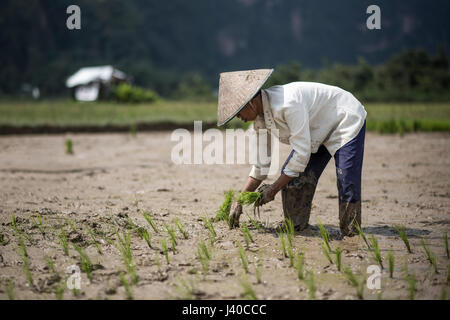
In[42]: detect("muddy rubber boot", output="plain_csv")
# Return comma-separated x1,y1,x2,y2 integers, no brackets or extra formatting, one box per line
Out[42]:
281,171,318,230
339,201,361,237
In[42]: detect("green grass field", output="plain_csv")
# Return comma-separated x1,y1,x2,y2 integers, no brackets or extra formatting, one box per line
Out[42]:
0,99,449,133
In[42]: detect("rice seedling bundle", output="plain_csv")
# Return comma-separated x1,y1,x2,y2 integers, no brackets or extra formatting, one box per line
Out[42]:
215,190,234,223
238,191,262,217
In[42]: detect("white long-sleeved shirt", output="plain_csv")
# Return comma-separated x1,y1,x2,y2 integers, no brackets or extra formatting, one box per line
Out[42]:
249,82,367,180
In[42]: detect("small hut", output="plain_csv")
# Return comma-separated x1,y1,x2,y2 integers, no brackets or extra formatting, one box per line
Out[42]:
66,65,128,101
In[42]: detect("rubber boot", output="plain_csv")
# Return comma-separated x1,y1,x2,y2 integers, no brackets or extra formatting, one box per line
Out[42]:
339,200,361,237
281,171,318,230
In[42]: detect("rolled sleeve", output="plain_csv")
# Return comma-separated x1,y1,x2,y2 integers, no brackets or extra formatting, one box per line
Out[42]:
282,105,311,175
248,126,271,181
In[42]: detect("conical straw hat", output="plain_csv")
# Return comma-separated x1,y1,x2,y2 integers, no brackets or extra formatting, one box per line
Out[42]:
217,69,273,126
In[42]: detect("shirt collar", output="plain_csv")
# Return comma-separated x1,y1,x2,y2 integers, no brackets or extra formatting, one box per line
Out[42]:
261,89,277,131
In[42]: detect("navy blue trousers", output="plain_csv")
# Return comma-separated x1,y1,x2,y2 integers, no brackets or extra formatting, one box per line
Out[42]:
282,121,366,204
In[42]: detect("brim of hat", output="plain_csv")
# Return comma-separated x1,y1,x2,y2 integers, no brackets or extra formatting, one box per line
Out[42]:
217,69,273,127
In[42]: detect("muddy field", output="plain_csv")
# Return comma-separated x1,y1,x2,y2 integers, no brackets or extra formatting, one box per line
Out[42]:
0,131,449,300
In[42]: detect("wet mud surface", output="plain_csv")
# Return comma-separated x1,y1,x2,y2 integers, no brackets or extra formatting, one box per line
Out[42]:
0,131,449,299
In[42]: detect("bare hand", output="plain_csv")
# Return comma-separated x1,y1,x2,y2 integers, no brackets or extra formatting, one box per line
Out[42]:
229,201,243,229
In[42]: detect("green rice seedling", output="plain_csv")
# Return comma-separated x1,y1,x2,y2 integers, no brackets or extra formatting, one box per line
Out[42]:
246,214,261,232
287,241,295,267
0,232,5,246
16,235,33,287
55,280,65,300
73,244,93,280
115,229,138,284
174,218,188,239
202,216,217,244
388,250,395,278
18,242,33,287
295,252,305,280
142,211,159,233
321,242,333,264
240,222,254,249
11,214,18,232
317,218,331,252
215,190,234,223
10,214,32,243
355,221,371,250
255,253,262,284
395,225,412,253
129,124,137,137
196,242,211,275
164,224,178,253
128,219,152,248
161,237,170,264
59,227,70,256
139,228,152,248
447,264,450,283
174,277,197,300
119,272,133,300
443,232,449,259
369,234,384,269
404,269,416,300
278,231,288,258
31,214,46,236
421,238,438,274
343,267,364,299
198,240,211,260
440,286,447,300
86,226,102,254
240,277,257,300
237,241,249,273
284,218,295,247
65,219,77,233
335,247,343,271
44,257,59,279
154,252,162,272
6,279,15,300
17,233,28,258
306,271,316,300
65,139,74,154
196,252,209,276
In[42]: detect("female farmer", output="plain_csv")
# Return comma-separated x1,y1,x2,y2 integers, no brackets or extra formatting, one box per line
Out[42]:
217,69,367,237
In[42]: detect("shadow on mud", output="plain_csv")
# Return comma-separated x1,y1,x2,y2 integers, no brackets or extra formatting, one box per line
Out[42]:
256,223,431,241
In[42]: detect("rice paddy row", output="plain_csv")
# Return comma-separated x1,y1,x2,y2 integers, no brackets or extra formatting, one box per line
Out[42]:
1,203,449,299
